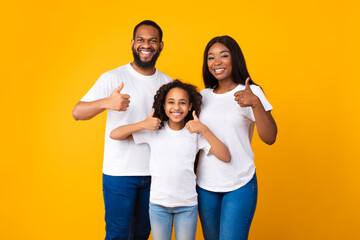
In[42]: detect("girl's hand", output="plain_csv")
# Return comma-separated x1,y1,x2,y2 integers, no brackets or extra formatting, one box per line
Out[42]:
234,77,260,108
142,108,161,131
186,111,205,134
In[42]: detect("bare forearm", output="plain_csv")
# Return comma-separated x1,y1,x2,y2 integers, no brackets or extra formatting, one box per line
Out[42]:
73,84,130,121
72,99,108,120
110,121,145,140
252,100,277,145
201,126,231,163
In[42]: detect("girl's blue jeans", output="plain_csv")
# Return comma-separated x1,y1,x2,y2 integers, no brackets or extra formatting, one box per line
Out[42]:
149,202,198,240
197,174,258,240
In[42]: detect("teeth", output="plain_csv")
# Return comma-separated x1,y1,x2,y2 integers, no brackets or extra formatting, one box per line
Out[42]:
140,50,151,55
215,69,224,73
171,112,182,116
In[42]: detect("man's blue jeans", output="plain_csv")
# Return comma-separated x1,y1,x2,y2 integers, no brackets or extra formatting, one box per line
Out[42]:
197,174,258,240
103,174,151,240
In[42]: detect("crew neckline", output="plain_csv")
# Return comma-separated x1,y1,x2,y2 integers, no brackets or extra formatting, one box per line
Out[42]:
165,122,187,133
126,63,158,80
210,84,243,96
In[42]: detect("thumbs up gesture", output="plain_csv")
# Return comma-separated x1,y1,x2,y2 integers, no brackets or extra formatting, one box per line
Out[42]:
142,108,161,131
106,82,131,111
186,111,205,134
234,77,259,107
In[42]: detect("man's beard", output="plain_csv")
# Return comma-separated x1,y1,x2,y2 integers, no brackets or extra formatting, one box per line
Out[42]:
132,47,161,69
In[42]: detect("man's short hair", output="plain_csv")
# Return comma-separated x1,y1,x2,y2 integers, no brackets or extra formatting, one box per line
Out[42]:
133,20,163,42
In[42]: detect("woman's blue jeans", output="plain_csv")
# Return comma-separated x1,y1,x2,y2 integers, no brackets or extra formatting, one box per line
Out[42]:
103,174,151,240
197,174,258,240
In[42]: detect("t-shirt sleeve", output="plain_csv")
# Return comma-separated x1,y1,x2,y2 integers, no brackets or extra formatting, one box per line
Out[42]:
248,85,273,121
132,130,152,145
198,134,211,156
81,72,120,102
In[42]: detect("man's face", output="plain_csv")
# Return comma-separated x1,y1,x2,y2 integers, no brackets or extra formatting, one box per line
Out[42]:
131,25,163,69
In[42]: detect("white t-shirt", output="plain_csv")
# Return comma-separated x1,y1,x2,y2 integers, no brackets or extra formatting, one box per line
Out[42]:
81,63,172,176
196,84,273,192
133,122,210,207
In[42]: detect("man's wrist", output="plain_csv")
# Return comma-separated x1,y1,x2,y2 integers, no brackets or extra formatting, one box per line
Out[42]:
101,97,110,110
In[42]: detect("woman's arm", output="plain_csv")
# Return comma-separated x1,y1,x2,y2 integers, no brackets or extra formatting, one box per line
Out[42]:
234,78,277,145
110,109,161,140
186,111,231,163
251,104,277,145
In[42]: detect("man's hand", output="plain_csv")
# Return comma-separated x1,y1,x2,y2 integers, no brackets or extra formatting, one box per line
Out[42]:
106,82,131,111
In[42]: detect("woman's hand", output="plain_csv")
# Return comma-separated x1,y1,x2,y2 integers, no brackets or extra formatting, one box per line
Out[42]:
234,78,277,145
234,77,260,108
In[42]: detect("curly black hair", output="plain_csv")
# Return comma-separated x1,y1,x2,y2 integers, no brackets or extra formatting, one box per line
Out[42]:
152,79,202,129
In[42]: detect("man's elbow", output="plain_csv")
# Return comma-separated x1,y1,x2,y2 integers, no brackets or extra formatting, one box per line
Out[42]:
72,102,90,121
72,107,82,121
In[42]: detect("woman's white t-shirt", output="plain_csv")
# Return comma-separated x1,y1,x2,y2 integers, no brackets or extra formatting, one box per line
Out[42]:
133,122,210,207
196,84,273,192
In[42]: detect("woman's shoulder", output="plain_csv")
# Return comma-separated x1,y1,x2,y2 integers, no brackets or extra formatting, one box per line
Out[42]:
250,84,267,97
200,88,213,96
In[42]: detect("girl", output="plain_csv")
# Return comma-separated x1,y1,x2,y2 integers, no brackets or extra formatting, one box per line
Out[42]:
110,80,230,240
196,36,278,240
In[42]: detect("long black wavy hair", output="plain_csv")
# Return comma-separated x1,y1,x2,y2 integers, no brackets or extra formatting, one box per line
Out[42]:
202,35,258,89
152,79,202,129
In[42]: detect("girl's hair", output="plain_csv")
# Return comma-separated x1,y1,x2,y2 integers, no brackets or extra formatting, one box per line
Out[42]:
202,35,257,89
152,79,202,129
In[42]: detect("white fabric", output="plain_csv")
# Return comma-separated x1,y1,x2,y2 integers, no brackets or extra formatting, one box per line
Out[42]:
81,63,172,176
196,84,273,192
133,122,210,207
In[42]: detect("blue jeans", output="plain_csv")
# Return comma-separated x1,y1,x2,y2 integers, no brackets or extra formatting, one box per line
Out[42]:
197,174,258,240
103,174,151,240
149,202,198,240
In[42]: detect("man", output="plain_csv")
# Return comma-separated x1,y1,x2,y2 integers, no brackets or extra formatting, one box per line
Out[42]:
72,20,172,240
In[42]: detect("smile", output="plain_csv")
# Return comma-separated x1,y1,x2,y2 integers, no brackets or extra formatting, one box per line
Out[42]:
171,112,183,117
139,49,154,56
214,68,225,74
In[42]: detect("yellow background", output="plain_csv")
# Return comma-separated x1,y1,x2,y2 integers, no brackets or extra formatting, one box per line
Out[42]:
1,0,360,239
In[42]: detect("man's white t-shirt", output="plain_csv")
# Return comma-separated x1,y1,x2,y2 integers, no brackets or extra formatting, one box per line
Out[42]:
196,84,273,192
81,63,172,176
133,122,210,207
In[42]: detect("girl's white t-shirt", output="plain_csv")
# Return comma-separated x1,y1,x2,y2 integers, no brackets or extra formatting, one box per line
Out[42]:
133,122,210,207
196,84,273,192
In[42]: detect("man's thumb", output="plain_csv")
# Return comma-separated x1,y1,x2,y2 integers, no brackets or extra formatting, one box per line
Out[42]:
116,82,124,93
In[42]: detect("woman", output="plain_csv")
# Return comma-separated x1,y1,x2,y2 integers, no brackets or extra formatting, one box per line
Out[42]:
196,36,278,240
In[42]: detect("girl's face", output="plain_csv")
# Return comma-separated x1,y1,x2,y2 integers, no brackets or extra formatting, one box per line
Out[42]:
164,87,192,129
207,42,233,82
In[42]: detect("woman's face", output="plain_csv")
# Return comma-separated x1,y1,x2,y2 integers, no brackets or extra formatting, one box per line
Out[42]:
207,42,233,82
